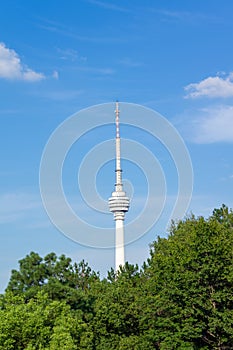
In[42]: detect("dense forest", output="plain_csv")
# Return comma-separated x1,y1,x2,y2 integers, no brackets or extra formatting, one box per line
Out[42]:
0,205,232,349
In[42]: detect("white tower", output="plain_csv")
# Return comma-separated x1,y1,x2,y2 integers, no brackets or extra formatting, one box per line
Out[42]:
108,101,130,271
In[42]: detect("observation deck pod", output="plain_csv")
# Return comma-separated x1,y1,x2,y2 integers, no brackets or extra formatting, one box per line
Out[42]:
108,191,130,214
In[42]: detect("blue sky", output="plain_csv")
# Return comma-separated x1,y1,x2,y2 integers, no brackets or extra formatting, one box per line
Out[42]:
0,0,233,291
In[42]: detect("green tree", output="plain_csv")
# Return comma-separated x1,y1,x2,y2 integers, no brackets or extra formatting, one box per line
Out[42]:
6,252,46,296
141,209,233,349
93,263,144,349
0,291,92,350
6,252,99,311
212,204,233,228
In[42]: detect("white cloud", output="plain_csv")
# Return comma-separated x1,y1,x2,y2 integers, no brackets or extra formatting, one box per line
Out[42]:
52,70,59,79
0,42,45,82
186,105,233,143
184,73,233,98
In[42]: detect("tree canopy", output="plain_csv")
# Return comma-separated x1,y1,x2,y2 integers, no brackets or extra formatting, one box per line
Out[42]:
1,205,233,349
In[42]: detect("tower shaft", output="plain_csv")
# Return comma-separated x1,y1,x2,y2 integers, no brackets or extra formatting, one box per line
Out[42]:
108,101,130,272
115,219,125,271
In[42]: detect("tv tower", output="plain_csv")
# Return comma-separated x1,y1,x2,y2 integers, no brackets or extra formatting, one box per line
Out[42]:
109,101,130,271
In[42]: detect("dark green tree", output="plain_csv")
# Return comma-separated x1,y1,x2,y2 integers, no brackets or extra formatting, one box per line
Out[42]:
141,207,233,349
6,252,99,311
212,204,233,228
92,262,151,349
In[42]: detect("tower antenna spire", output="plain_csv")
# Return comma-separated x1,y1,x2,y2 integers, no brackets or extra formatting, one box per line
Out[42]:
115,100,120,138
109,101,130,272
115,100,123,192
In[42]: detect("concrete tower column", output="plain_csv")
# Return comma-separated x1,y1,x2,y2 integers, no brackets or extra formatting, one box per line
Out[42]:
115,213,125,271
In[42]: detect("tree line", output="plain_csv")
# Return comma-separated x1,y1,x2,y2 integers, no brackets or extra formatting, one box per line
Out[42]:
0,205,232,349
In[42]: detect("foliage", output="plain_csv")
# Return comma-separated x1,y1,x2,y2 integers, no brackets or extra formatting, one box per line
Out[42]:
141,207,233,349
0,292,90,349
1,205,232,349
6,252,99,311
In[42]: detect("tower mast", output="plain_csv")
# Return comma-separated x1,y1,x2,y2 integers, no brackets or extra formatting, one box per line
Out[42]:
115,101,123,191
109,101,130,271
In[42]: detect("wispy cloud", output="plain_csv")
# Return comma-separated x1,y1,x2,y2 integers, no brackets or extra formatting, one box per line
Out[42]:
0,192,42,224
38,89,84,101
219,174,233,182
154,9,219,24
183,105,233,143
46,90,83,101
0,42,45,82
157,9,196,20
118,57,143,68
38,19,126,43
0,109,21,115
75,66,114,75
56,48,87,62
184,73,233,99
86,0,130,13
